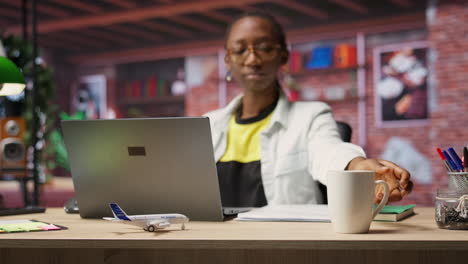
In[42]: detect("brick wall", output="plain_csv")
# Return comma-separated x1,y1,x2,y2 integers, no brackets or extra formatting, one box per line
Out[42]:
425,1,468,200
186,80,219,117
338,1,467,205
362,30,432,205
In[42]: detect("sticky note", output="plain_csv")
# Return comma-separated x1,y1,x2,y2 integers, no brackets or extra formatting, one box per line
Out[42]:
1,225,26,232
40,224,61,230
0,219,65,233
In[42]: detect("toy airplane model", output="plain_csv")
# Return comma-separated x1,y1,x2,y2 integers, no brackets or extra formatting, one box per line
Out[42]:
103,203,189,232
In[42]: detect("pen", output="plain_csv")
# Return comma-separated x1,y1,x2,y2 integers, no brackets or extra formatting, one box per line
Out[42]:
436,148,452,172
442,150,457,172
464,147,468,172
448,147,464,172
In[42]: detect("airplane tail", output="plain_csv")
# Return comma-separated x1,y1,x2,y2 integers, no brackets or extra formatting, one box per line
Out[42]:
109,203,131,221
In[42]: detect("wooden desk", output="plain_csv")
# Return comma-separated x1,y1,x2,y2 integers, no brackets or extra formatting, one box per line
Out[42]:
0,207,467,264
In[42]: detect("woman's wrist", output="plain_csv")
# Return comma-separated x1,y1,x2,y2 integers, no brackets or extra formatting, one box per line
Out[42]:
345,156,366,170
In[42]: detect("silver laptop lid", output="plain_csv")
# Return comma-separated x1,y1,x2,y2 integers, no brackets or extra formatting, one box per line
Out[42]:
61,117,224,221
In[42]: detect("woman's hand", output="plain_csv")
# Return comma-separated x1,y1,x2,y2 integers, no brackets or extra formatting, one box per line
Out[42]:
347,157,413,203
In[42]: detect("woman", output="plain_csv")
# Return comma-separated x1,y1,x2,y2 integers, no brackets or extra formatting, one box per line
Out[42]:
205,12,413,207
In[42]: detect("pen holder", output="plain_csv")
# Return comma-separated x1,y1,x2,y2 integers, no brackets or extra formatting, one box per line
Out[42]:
448,172,468,191
435,189,468,230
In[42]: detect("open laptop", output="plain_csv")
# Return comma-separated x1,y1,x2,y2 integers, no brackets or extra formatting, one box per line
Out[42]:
61,117,249,221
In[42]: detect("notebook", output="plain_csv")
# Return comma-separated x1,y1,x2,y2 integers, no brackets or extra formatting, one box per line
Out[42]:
374,204,416,222
62,117,247,221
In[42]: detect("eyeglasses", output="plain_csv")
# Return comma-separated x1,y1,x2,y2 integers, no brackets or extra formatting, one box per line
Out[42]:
227,43,282,63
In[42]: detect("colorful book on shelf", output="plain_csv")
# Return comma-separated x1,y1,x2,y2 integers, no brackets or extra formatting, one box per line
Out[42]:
289,51,303,73
132,80,141,97
374,204,416,222
306,45,333,69
334,44,357,68
157,79,166,97
148,76,157,97
125,82,132,98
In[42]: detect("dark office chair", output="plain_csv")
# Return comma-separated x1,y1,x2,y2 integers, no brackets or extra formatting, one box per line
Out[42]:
317,121,353,204
336,121,352,144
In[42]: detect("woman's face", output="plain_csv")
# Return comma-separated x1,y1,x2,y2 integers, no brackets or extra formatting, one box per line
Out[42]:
225,16,288,93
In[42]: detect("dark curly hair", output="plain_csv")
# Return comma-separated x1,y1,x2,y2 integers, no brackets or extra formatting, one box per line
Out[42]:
224,11,287,51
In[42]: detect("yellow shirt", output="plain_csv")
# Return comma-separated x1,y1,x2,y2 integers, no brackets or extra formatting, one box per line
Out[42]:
220,113,273,163
216,100,276,207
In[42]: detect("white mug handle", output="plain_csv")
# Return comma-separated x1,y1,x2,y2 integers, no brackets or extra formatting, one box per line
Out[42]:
372,180,390,219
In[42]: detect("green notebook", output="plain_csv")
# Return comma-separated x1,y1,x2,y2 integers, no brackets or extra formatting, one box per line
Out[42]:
373,204,416,222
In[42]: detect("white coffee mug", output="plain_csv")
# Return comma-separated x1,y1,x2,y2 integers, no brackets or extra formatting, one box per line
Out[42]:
327,170,390,234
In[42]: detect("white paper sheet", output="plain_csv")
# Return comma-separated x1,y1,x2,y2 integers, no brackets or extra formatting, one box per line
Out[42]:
235,204,331,222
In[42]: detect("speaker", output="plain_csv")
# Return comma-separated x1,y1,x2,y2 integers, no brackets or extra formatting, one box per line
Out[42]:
0,117,27,170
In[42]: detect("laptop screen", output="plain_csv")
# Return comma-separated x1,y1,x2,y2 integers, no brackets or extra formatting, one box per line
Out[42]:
62,117,224,221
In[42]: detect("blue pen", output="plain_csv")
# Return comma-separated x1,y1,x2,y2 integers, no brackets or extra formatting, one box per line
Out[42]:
442,150,457,172
448,147,464,172
464,147,468,172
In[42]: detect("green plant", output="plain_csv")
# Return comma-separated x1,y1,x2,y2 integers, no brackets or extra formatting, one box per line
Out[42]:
1,34,59,181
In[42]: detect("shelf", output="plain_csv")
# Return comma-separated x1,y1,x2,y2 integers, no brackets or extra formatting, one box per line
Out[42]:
288,66,363,77
320,97,360,104
297,95,366,104
118,95,185,106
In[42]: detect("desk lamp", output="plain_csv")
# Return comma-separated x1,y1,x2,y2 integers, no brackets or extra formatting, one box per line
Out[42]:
0,56,26,96
0,56,45,215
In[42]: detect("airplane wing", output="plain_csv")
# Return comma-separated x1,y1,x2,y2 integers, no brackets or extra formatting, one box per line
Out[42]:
148,220,171,229
103,217,119,221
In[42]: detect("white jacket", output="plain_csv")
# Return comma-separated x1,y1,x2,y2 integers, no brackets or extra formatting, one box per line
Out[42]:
204,93,366,204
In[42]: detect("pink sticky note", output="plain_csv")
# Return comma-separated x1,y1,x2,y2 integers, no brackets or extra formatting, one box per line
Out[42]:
40,224,61,230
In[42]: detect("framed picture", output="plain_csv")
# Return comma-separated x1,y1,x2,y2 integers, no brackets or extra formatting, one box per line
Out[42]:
373,41,429,127
73,75,107,119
